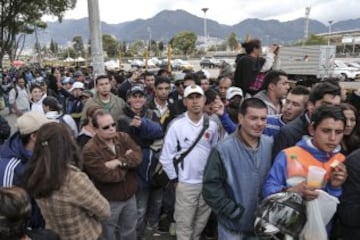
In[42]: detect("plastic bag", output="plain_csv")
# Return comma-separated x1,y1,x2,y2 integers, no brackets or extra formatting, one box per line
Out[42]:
300,190,339,240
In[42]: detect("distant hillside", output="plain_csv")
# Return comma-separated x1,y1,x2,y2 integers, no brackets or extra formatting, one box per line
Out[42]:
32,9,360,46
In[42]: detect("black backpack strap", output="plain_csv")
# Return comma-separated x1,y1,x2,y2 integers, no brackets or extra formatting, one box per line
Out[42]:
175,115,210,170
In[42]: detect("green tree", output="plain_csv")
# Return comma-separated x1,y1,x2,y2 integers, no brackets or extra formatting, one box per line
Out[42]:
128,40,145,57
303,34,327,45
228,32,239,51
72,35,84,57
50,38,59,54
102,34,119,58
171,31,197,56
0,0,76,67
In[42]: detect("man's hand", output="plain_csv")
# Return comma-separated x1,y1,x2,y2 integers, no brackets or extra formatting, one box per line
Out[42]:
105,159,121,169
287,181,319,201
329,163,347,188
130,115,142,127
212,98,225,116
125,149,133,156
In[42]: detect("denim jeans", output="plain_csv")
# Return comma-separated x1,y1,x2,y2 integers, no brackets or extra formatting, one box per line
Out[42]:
102,195,137,240
218,224,258,240
136,187,163,237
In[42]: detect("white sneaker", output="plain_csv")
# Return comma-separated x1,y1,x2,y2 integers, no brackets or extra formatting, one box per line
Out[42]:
169,222,176,236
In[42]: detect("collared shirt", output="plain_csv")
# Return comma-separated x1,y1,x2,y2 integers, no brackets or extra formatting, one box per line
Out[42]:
154,98,168,116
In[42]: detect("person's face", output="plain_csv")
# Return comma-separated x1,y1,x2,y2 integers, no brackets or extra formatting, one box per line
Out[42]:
340,84,347,102
72,88,83,98
54,70,61,80
308,94,341,115
238,107,267,139
110,78,117,89
271,76,289,98
343,109,356,136
17,78,26,88
128,93,146,111
31,88,43,101
282,93,308,122
184,93,205,114
95,114,117,140
228,96,242,108
96,78,111,97
144,75,155,89
200,79,210,91
155,82,170,101
309,118,344,153
219,78,232,99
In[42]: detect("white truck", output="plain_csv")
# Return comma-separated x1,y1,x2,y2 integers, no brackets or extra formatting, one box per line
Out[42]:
276,45,336,81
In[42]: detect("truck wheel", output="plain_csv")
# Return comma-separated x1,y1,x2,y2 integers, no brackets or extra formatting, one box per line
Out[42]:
340,73,348,81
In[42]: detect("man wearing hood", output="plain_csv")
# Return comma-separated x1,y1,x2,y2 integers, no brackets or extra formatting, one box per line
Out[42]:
0,112,52,228
263,104,347,200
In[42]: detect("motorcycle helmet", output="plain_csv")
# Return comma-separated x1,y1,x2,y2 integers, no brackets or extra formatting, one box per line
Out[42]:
254,192,306,239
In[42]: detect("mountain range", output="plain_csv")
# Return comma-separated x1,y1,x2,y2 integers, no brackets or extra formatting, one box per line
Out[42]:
34,9,360,46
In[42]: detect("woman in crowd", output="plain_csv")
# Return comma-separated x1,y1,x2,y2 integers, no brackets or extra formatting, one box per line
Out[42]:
77,105,101,149
30,84,46,114
23,122,110,240
0,186,59,240
42,96,79,137
340,103,360,155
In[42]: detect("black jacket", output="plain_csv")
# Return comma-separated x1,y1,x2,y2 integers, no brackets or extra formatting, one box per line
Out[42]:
272,113,309,159
338,149,360,239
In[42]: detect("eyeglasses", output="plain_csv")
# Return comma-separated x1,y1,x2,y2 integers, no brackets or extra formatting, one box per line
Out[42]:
101,122,116,130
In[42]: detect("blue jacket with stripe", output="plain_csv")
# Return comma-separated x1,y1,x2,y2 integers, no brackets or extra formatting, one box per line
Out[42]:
0,132,45,229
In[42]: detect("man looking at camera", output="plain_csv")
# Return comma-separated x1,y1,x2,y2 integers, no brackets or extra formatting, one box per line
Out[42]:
82,110,142,240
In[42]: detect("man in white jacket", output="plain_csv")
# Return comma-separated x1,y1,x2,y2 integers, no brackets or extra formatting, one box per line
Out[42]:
160,84,219,240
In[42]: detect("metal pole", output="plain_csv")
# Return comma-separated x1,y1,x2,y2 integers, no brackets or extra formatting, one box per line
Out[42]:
201,8,208,49
328,20,333,46
87,0,105,77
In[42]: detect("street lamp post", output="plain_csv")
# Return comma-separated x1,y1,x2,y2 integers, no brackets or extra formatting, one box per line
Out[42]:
328,20,333,46
201,8,209,49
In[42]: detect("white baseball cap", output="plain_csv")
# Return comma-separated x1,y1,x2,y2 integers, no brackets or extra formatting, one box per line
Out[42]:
184,84,204,98
226,87,243,100
69,82,84,92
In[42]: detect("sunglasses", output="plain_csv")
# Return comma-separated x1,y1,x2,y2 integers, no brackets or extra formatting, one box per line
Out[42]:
101,122,116,130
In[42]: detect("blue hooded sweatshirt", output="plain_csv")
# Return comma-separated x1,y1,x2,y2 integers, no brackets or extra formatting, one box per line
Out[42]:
0,132,45,229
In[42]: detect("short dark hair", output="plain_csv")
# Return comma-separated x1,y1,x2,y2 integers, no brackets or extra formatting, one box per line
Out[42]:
309,82,341,104
43,96,62,112
289,85,310,96
205,88,220,105
95,75,109,85
263,70,288,90
241,39,261,54
0,187,31,240
30,84,42,93
143,71,154,79
239,98,267,115
311,105,345,129
155,76,171,87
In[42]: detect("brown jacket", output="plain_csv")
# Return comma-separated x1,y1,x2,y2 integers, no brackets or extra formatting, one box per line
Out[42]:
82,132,142,201
36,165,110,240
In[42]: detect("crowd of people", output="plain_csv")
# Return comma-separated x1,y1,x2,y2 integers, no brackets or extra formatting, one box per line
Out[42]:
1,38,360,240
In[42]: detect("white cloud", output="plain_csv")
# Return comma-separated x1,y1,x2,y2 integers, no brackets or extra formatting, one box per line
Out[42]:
43,0,360,25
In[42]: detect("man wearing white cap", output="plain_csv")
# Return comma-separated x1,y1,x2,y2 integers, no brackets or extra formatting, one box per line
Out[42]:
160,84,219,240
64,81,85,127
226,86,243,124
0,112,52,228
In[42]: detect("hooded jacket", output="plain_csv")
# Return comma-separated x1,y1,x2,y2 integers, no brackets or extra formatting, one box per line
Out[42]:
263,136,344,198
0,132,45,228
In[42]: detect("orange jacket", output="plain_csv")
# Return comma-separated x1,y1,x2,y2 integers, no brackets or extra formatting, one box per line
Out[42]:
284,146,345,183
